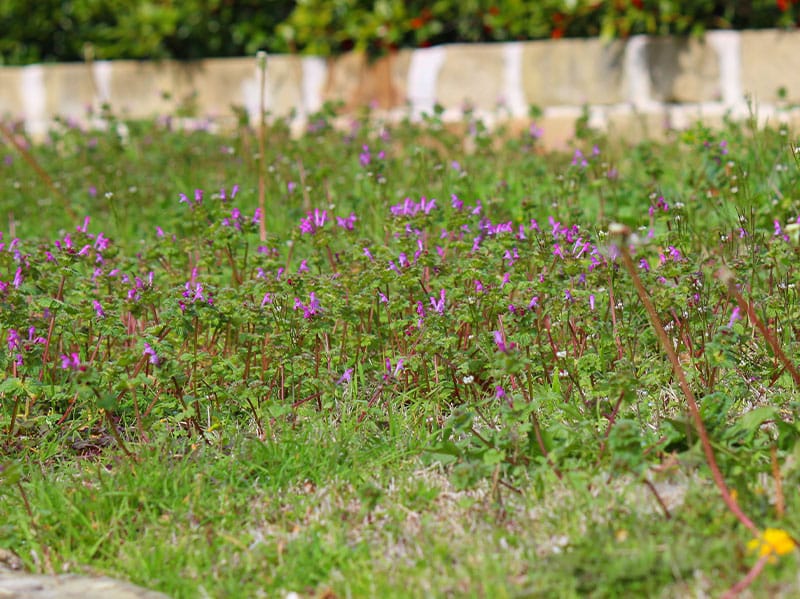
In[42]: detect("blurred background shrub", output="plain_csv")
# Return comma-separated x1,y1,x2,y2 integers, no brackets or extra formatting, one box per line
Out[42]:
1,0,798,65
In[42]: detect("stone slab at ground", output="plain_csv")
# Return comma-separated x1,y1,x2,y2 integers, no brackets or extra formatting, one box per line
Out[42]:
0,550,169,599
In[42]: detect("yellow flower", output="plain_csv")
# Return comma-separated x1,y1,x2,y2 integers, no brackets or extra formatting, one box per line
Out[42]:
747,529,796,562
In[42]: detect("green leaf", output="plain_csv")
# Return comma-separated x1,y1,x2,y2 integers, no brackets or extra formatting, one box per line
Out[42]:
483,448,506,466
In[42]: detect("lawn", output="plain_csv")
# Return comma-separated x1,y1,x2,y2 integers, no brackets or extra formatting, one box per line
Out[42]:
1,105,799,597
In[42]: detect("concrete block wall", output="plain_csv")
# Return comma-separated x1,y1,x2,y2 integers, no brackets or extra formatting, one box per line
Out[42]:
2,29,800,147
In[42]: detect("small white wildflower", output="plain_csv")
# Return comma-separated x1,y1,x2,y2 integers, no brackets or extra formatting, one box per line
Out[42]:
462,375,474,384
556,350,567,359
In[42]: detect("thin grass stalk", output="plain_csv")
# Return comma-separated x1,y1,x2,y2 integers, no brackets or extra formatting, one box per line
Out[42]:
256,51,268,243
721,554,770,599
613,225,759,536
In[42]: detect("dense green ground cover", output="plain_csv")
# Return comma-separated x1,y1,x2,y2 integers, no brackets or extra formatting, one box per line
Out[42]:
1,107,800,597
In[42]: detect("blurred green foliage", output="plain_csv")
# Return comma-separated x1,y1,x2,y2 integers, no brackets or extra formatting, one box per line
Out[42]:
1,0,799,65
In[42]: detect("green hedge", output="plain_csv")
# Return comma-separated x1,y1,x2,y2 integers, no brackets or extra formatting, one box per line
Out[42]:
1,0,799,65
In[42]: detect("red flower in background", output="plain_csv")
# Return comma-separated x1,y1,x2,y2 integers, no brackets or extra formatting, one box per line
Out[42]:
631,0,644,9
551,12,565,39
777,0,798,11
410,8,432,30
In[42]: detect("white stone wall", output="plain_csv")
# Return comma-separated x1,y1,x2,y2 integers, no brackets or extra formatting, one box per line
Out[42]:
1,30,800,147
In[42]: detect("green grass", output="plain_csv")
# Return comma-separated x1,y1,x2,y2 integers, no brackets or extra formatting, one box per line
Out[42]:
2,105,800,597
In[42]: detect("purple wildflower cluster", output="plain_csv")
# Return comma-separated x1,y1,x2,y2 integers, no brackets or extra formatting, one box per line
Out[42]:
358,145,385,167
181,267,213,311
299,208,328,234
390,196,437,218
294,292,321,319
7,327,45,367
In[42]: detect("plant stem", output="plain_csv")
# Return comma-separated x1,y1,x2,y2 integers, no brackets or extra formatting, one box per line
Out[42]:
256,51,268,243
615,230,759,536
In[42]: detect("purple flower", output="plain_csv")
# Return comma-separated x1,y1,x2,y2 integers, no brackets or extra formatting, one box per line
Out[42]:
220,184,239,201
261,293,273,307
299,208,328,235
728,306,741,328
589,294,595,311
26,327,44,345
416,301,425,327
336,213,357,230
337,368,353,385
390,196,437,218
430,289,446,315
60,353,81,370
93,233,109,252
12,268,22,288
495,386,506,400
493,330,516,353
7,329,20,351
179,189,204,207
183,280,212,306
385,358,404,379
363,247,374,261
571,149,588,168
293,291,321,318
93,300,105,318
359,145,371,167
143,342,160,365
